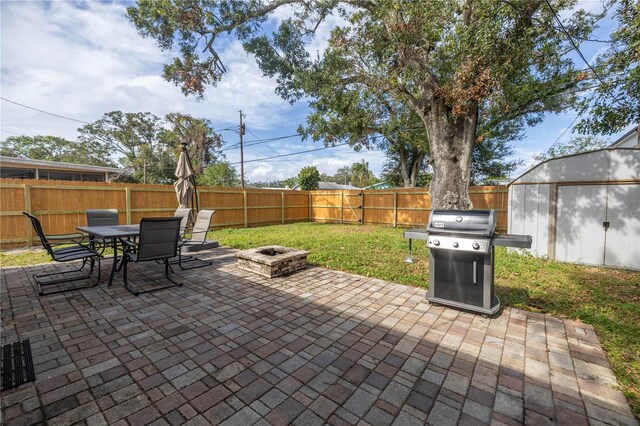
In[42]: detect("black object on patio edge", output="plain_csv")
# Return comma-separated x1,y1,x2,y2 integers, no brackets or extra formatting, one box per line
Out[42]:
1,339,36,391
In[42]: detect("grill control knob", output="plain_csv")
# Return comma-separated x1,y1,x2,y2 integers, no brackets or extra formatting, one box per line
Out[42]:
452,242,459,248
472,243,480,250
433,239,440,246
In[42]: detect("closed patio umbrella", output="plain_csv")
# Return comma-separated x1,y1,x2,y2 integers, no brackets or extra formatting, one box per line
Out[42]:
174,143,199,211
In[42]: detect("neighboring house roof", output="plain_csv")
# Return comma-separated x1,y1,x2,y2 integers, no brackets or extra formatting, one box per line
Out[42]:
291,181,362,190
246,185,291,190
608,125,639,148
0,155,126,175
363,182,394,189
318,181,361,190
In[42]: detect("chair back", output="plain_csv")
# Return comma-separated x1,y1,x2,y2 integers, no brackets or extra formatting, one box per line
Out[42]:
136,217,182,261
191,210,216,243
86,209,119,227
23,212,53,256
174,208,193,235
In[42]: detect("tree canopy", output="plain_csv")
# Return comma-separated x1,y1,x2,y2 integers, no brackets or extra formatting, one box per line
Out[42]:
1,135,115,167
576,0,639,136
533,135,608,162
197,161,241,187
128,0,604,208
297,165,320,190
78,111,225,184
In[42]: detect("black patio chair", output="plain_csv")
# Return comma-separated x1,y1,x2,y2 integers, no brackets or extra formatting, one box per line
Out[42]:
86,209,119,227
86,209,119,252
120,217,183,296
23,212,102,296
177,210,218,270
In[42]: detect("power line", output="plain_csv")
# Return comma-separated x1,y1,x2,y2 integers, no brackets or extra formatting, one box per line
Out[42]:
1,129,22,136
245,128,303,170
543,0,625,108
244,134,301,146
220,133,301,152
230,143,350,165
1,97,90,124
217,126,239,132
547,113,583,151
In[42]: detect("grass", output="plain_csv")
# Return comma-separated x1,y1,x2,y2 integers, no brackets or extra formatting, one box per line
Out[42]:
1,222,638,418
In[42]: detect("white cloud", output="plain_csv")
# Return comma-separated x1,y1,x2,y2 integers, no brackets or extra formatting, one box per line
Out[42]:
0,1,295,141
1,1,390,184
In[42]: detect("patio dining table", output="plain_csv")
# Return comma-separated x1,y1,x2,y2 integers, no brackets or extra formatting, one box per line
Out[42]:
76,224,140,286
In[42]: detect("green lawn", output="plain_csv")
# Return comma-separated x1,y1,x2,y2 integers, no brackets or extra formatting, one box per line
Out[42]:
2,222,639,417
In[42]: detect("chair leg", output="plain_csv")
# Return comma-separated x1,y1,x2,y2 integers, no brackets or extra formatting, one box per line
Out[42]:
164,259,183,286
122,255,138,296
177,250,213,270
34,256,101,296
126,258,183,297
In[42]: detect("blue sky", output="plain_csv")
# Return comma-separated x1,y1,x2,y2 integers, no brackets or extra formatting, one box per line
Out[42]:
0,1,633,183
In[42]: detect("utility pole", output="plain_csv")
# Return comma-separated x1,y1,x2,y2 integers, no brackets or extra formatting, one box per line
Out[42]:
143,160,147,184
239,110,246,188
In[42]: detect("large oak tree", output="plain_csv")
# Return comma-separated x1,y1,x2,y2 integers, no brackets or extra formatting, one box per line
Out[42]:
78,111,225,184
128,0,599,208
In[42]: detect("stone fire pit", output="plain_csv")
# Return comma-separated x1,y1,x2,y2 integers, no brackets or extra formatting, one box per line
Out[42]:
235,246,310,278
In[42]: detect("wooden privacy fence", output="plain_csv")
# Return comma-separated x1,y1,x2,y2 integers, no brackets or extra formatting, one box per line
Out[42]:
0,179,310,249
0,179,507,249
310,186,508,231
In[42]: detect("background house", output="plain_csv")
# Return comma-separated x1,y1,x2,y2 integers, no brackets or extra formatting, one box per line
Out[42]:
292,181,362,190
0,156,125,182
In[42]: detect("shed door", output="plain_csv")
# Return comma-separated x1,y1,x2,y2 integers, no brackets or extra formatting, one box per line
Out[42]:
604,184,640,269
556,185,607,265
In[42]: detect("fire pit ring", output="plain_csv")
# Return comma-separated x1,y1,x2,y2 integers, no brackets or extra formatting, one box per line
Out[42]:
235,246,310,278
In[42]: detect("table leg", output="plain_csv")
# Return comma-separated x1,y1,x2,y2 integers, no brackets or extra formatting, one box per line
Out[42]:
107,237,118,286
88,234,96,276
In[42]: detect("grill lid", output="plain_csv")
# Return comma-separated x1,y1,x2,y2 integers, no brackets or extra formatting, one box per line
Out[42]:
427,209,496,237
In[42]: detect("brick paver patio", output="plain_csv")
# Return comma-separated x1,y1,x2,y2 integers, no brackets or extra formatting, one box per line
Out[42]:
1,247,637,425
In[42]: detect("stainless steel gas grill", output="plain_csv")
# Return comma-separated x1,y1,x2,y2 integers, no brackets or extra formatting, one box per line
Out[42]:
404,209,532,315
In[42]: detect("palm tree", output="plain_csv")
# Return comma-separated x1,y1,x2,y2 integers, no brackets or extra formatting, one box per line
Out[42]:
351,159,372,188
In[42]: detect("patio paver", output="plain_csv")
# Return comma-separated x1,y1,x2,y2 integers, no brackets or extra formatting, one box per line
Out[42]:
0,247,637,425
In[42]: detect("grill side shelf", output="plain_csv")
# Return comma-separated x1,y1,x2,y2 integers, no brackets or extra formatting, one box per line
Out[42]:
492,234,532,248
403,229,430,240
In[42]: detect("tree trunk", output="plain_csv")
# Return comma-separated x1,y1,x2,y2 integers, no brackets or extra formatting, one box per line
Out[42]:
409,151,425,187
422,101,477,209
397,143,426,188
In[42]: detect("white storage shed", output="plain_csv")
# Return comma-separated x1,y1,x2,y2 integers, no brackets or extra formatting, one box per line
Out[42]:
508,147,640,270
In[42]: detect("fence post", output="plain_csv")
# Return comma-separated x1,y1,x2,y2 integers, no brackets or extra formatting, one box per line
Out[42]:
360,191,364,224
340,190,344,224
308,192,312,222
125,187,132,225
393,191,398,227
24,184,32,247
243,191,248,228
281,191,285,224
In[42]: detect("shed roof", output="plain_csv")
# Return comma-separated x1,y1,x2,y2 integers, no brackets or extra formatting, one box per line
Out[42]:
509,148,639,185
608,125,638,148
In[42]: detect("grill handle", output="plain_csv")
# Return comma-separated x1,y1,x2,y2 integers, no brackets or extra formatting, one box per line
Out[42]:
473,261,478,284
